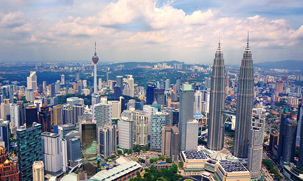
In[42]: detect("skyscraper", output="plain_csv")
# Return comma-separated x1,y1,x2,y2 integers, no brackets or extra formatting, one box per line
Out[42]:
127,75,135,97
17,122,43,181
207,40,226,151
150,112,170,151
178,84,194,151
26,104,38,127
278,109,297,165
0,120,10,153
296,101,303,147
27,71,37,91
298,102,303,169
41,132,63,175
248,107,265,179
118,117,133,150
39,104,51,132
98,124,117,159
234,34,254,158
146,83,155,105
162,126,179,162
92,42,100,105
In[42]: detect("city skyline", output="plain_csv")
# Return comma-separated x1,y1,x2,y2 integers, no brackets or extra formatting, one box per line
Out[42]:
0,0,303,64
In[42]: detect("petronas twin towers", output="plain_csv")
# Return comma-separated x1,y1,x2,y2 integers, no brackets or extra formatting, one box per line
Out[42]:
208,34,254,158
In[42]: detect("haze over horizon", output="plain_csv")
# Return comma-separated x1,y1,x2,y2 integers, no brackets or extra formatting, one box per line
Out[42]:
0,0,302,65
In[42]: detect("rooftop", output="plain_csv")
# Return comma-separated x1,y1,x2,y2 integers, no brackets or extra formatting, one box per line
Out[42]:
219,160,248,173
183,150,209,160
89,161,141,181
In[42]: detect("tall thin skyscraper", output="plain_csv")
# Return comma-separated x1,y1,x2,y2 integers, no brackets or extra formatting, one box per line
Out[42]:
178,84,194,151
234,33,254,158
92,42,100,105
207,40,226,151
298,102,303,169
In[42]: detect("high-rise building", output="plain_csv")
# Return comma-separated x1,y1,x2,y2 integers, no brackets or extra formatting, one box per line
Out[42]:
98,124,117,159
146,83,155,105
98,78,102,90
165,79,170,91
0,120,10,152
17,122,43,181
1,85,13,103
108,101,121,119
298,102,303,169
194,90,203,114
92,102,112,128
65,131,81,167
0,146,19,180
162,126,179,162
133,111,149,146
118,117,133,150
39,104,51,132
176,77,181,96
79,114,97,176
58,124,75,138
26,104,38,127
55,80,60,93
32,161,44,181
154,88,165,106
62,104,74,124
269,130,279,154
127,75,135,97
178,84,194,151
61,74,65,85
248,107,265,179
53,105,63,125
10,104,19,131
17,101,25,127
186,120,198,151
143,105,158,137
73,104,84,124
92,42,100,105
27,71,37,91
278,109,297,165
234,34,254,158
26,88,34,102
150,112,170,151
296,102,303,147
41,132,63,175
116,76,123,88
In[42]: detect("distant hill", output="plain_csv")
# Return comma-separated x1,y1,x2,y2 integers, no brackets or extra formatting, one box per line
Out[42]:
108,60,183,68
254,60,303,70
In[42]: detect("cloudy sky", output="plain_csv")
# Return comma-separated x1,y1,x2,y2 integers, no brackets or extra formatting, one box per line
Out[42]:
0,0,302,65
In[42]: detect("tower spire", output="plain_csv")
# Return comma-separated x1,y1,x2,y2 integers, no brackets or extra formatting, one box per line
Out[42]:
219,33,221,49
247,31,249,48
94,41,97,55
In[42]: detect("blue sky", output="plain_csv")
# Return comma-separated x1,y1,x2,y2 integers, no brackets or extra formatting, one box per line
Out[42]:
0,0,302,65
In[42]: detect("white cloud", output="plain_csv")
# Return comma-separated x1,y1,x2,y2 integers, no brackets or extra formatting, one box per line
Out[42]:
0,0,302,64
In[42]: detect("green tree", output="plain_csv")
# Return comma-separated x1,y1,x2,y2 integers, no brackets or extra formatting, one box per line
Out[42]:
166,158,172,163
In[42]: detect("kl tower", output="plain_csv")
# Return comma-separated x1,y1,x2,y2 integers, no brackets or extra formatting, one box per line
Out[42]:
92,42,100,105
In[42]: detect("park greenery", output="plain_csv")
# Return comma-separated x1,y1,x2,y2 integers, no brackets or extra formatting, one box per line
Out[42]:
130,164,181,181
262,159,282,180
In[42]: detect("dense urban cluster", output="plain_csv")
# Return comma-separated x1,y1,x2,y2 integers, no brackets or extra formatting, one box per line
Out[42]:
0,40,302,181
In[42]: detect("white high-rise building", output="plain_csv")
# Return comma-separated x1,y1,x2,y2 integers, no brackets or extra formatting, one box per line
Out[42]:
10,104,19,130
92,102,112,128
98,78,102,90
61,74,65,85
108,101,121,119
33,161,44,181
26,88,34,103
118,117,133,150
133,111,149,146
186,120,198,151
41,132,63,175
27,71,37,91
143,105,158,137
248,107,265,179
194,90,203,114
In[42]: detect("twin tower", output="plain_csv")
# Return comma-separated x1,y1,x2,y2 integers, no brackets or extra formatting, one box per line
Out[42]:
207,34,254,158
